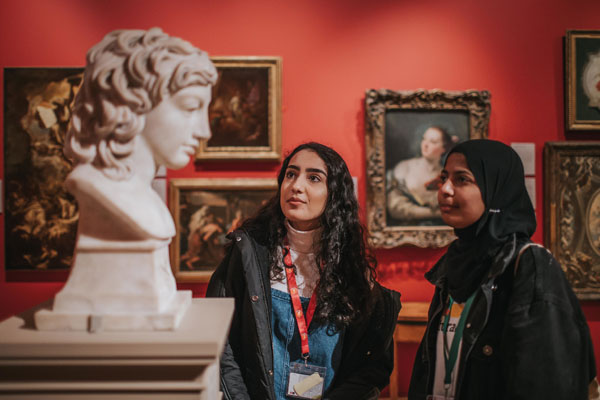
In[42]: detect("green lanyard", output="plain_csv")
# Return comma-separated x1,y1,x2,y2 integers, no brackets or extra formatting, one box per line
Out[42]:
441,292,476,395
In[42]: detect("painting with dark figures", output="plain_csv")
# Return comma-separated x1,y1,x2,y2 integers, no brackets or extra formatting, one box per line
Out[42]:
544,142,600,299
3,68,83,271
195,57,282,161
169,178,277,282
208,67,269,147
365,89,490,248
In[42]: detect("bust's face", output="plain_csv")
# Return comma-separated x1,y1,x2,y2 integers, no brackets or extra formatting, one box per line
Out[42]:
141,85,212,169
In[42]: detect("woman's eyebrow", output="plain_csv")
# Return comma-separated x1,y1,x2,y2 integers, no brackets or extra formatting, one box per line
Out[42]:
306,168,327,176
452,170,475,178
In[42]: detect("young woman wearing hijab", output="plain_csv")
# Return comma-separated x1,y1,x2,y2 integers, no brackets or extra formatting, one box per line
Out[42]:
408,139,597,400
207,142,401,400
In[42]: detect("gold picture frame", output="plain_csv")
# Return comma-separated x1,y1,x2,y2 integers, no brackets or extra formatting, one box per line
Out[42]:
196,56,282,161
365,89,490,248
544,142,600,299
169,178,277,282
565,30,600,131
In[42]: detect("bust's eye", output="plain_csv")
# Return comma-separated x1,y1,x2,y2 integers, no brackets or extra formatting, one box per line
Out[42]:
178,97,203,111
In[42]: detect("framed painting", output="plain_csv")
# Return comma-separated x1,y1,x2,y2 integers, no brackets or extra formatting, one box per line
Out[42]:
565,30,600,131
195,56,282,161
544,142,600,299
169,178,277,282
365,89,491,248
3,67,83,279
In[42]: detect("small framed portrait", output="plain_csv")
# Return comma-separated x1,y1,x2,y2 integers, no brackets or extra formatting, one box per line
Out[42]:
169,178,277,282
365,89,490,248
565,30,600,131
196,56,282,161
544,142,600,299
3,67,83,280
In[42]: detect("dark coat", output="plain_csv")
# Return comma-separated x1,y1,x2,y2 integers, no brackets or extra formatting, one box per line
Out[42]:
206,228,402,400
408,239,597,400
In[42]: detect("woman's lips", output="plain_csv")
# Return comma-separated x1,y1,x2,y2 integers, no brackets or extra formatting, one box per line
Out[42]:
287,198,305,205
439,204,456,212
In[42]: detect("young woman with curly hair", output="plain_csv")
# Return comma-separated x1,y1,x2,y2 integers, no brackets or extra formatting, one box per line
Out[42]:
207,142,401,400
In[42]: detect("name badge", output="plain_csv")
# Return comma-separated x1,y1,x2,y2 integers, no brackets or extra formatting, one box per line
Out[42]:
286,362,327,399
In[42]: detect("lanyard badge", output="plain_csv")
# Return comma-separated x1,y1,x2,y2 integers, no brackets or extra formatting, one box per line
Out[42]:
439,292,476,400
282,243,326,400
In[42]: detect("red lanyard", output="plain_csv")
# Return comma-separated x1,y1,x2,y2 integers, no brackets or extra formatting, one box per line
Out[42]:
282,244,318,360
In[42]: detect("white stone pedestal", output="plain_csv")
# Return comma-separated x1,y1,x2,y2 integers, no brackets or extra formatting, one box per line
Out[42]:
35,235,190,331
0,298,233,399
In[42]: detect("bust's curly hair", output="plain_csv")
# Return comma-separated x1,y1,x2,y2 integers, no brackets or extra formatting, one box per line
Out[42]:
65,27,217,180
241,142,377,330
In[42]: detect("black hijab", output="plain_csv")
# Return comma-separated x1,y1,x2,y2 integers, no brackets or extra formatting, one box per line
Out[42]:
428,139,537,302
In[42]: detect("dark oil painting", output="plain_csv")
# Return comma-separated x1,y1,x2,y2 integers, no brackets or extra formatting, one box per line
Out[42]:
177,184,275,273
4,68,83,270
207,67,269,147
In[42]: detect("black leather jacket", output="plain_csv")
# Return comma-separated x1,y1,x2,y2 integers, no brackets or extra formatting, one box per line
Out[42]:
206,228,402,400
409,237,597,400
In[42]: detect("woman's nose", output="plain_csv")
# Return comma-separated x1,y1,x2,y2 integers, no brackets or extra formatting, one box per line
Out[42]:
291,178,304,193
439,179,453,196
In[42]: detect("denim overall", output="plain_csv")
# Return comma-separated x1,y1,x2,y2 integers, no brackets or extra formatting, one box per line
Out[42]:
271,288,344,399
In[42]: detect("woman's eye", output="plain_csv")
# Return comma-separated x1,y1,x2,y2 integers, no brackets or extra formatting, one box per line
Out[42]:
285,171,295,179
439,175,448,183
309,175,321,183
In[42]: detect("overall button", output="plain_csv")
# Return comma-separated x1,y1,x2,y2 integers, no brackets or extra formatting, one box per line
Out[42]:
268,369,273,376
482,345,493,356
235,236,242,242
251,295,259,302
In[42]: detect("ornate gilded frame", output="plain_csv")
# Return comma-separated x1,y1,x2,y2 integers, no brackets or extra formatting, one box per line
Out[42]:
196,56,282,161
565,30,600,131
544,142,600,299
365,89,490,248
169,178,277,282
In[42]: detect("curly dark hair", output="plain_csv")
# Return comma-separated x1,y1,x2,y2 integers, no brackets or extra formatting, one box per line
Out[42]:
241,142,377,330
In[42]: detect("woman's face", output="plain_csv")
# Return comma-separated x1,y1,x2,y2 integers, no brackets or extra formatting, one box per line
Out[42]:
421,127,446,161
280,149,328,231
141,85,212,169
437,152,485,229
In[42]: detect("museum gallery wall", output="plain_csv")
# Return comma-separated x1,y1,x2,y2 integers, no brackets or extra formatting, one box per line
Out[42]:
1,0,600,396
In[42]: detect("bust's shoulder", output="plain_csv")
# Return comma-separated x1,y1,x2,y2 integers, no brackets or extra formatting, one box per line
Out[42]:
66,164,175,240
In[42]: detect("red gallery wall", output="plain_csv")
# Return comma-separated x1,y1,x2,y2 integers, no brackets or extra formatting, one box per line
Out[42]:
1,0,599,395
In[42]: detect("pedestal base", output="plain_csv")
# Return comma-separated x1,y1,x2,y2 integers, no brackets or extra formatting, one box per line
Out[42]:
0,298,233,399
35,291,191,332
34,235,187,331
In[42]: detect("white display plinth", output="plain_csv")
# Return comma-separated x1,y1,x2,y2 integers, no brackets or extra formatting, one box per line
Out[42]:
35,236,190,331
0,298,233,399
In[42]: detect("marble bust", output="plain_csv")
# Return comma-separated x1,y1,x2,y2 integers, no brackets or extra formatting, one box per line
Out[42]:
35,28,217,331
